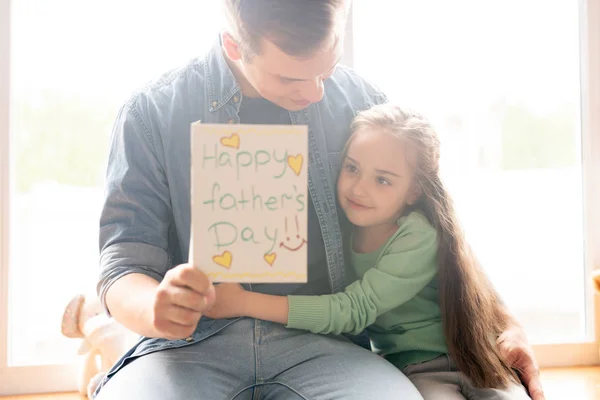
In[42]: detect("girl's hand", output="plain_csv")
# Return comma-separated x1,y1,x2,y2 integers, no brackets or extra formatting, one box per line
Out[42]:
203,283,248,320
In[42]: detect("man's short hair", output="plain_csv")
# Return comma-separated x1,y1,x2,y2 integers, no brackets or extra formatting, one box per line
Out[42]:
222,0,348,59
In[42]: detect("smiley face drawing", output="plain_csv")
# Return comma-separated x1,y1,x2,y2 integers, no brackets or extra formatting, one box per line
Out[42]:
279,215,307,252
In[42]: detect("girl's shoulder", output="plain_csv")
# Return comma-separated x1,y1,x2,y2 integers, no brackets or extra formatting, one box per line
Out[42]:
396,211,436,234
384,212,438,255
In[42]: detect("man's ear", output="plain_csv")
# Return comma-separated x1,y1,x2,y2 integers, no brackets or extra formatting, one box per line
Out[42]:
407,182,422,205
221,31,243,62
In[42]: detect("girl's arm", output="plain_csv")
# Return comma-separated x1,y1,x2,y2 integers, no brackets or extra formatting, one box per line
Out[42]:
206,216,438,333
243,291,288,324
287,225,438,336
204,283,289,324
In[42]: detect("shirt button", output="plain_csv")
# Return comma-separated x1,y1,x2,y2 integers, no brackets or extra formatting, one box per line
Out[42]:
211,101,218,108
185,336,194,342
233,95,240,103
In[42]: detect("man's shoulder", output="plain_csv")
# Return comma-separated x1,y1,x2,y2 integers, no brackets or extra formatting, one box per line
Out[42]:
124,56,208,115
325,65,388,108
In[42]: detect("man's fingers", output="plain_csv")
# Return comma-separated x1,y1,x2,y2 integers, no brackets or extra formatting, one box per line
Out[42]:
152,310,197,340
204,284,216,309
528,381,546,400
520,359,540,386
162,325,195,341
169,286,208,312
165,304,202,327
496,327,545,398
522,368,545,400
170,263,213,294
512,350,545,399
498,342,518,366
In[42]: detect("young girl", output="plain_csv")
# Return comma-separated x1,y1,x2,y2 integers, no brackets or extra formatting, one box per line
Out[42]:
205,104,530,399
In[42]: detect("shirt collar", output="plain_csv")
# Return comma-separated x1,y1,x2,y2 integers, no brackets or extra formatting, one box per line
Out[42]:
204,34,242,112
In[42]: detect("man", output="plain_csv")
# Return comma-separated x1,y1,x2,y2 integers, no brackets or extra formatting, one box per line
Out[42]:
95,1,545,399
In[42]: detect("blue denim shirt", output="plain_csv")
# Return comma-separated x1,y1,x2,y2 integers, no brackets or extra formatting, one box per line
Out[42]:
96,36,386,384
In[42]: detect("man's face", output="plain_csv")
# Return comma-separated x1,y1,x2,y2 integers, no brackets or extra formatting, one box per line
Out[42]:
236,36,343,111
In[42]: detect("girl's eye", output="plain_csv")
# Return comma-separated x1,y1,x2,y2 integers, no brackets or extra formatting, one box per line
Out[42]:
279,77,294,85
345,163,358,173
376,176,390,185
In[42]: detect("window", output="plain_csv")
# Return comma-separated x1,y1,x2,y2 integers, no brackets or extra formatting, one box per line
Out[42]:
1,0,225,394
352,0,600,361
1,0,599,396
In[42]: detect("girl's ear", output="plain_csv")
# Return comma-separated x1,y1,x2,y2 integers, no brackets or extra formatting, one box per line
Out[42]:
407,182,422,205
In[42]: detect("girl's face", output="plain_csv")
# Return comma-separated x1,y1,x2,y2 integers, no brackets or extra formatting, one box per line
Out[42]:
337,127,421,230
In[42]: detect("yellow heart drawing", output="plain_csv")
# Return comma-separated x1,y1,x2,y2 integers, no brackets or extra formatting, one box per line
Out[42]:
212,251,233,269
264,252,277,266
287,154,303,176
220,133,240,149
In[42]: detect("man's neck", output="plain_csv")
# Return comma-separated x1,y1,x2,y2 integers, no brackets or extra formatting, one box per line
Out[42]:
222,47,261,98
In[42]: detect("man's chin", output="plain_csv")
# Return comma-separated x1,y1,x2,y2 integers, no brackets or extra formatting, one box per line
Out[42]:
280,100,312,112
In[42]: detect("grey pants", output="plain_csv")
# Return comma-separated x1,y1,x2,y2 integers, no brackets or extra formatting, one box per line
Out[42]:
403,355,531,400
95,318,423,400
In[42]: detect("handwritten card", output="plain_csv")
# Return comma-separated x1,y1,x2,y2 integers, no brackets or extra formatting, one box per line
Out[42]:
190,122,308,283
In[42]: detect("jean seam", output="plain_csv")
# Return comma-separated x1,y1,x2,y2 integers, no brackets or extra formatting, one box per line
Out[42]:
252,385,261,400
253,319,261,383
258,381,310,400
228,384,255,400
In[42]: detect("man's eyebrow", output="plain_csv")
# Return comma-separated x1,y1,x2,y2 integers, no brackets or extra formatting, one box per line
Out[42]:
277,55,343,82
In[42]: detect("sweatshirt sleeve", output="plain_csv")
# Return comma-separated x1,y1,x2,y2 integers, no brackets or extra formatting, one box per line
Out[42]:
286,221,438,335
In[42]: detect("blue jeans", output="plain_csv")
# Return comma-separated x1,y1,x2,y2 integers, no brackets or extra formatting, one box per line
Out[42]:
95,318,423,399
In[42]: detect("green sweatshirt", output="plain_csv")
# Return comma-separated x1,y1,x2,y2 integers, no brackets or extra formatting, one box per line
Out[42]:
287,211,448,369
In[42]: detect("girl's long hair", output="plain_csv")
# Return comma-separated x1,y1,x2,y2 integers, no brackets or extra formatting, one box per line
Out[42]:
349,104,519,388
